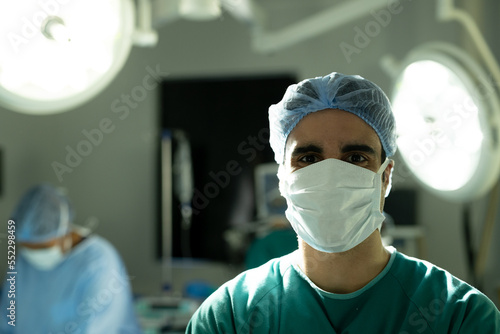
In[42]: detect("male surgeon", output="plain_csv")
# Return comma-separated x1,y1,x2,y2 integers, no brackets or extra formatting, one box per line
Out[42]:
186,72,500,333
0,184,142,333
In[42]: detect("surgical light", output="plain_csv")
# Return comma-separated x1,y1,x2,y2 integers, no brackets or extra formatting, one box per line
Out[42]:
390,43,500,202
0,0,135,114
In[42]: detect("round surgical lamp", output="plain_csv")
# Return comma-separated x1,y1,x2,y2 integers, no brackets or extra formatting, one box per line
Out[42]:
390,43,500,202
0,0,135,115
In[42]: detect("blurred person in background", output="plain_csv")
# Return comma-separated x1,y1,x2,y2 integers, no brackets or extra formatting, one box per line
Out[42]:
0,184,142,333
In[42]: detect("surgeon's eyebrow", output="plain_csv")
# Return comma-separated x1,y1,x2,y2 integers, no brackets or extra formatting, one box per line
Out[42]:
290,144,323,158
341,144,377,157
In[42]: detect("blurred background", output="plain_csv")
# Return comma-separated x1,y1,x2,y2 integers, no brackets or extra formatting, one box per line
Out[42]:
1,0,500,331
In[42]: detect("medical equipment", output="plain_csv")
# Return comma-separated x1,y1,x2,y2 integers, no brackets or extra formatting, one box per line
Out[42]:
384,42,500,202
0,0,137,114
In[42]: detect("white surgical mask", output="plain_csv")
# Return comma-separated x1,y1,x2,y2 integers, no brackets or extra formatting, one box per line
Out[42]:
279,158,390,253
21,245,66,271
21,233,72,271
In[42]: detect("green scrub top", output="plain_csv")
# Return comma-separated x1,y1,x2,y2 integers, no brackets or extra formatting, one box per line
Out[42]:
186,247,500,333
245,228,298,269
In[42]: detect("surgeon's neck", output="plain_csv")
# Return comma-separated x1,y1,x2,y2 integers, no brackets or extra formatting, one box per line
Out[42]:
297,230,390,294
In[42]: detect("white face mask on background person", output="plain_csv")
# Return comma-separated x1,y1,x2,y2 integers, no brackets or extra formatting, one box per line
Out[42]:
278,158,391,253
21,235,72,271
21,245,66,271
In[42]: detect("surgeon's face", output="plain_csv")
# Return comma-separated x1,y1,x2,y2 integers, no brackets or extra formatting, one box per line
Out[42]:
283,108,392,208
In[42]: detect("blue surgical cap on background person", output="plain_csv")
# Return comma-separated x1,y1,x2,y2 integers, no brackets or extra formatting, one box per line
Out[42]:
269,72,397,164
12,184,74,243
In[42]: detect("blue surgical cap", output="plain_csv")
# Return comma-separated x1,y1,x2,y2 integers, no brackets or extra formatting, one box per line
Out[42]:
269,72,397,164
12,184,74,243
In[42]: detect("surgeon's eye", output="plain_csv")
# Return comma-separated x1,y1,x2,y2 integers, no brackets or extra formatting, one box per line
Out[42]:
299,154,320,164
346,153,367,164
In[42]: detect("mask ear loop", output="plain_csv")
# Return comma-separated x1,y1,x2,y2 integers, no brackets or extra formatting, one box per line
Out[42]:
377,158,394,198
62,235,73,253
277,164,288,197
376,159,392,232
377,158,390,174
57,201,72,253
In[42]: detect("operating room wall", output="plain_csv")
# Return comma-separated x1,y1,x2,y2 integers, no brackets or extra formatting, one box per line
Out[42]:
1,0,500,304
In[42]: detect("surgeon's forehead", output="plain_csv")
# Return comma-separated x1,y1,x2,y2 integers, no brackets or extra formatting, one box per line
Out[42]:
284,109,382,159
